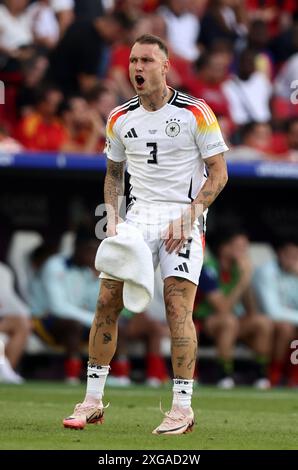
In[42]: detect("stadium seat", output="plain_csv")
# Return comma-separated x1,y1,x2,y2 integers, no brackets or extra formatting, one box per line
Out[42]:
6,231,43,301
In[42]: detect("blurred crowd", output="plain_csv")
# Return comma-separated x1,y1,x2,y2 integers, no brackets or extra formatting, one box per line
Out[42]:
0,0,297,160
1,224,298,389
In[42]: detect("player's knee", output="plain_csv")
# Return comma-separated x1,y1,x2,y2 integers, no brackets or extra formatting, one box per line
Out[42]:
166,308,193,332
165,299,191,320
96,294,123,315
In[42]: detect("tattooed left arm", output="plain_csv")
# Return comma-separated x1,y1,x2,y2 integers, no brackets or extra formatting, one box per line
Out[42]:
165,153,228,254
193,153,228,214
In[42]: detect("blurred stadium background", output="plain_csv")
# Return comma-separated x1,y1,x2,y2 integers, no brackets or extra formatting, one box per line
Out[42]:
0,0,298,449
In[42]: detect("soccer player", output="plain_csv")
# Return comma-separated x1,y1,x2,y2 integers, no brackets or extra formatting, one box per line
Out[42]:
63,34,228,434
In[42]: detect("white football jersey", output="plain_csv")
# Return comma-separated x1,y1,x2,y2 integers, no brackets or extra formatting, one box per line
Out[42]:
105,89,228,207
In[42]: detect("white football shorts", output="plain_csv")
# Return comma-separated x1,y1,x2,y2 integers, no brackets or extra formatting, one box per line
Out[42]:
100,203,206,286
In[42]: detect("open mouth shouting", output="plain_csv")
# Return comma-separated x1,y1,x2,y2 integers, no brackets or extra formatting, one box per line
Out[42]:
135,75,145,88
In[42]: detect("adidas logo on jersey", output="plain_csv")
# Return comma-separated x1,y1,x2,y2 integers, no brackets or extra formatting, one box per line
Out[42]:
174,262,189,273
124,128,138,138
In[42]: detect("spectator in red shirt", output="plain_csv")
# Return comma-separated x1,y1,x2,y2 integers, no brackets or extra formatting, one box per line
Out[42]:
227,121,287,160
189,50,232,118
16,84,67,151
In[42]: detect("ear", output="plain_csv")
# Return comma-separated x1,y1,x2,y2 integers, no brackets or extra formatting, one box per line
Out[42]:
163,59,170,76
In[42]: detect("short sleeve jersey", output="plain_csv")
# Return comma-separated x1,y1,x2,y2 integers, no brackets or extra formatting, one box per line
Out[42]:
105,89,228,205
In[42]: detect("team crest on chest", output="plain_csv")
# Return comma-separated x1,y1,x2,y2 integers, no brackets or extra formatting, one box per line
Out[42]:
165,119,180,137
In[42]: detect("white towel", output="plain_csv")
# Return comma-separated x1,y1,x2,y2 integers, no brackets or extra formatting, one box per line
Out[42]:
95,223,154,313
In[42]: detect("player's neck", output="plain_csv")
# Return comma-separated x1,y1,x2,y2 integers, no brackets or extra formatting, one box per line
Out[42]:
140,86,173,112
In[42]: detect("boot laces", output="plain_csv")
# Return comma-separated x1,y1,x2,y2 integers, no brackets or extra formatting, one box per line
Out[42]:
74,401,109,414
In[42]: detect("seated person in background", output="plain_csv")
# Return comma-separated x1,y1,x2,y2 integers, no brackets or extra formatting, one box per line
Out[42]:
253,237,298,387
29,228,99,384
59,95,105,154
27,0,60,50
16,84,67,151
16,54,49,118
50,0,75,38
0,262,31,384
227,122,279,161
0,0,35,71
194,227,273,389
222,48,272,127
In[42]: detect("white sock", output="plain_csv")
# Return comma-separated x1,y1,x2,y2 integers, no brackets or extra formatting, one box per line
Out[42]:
172,378,194,409
85,364,110,402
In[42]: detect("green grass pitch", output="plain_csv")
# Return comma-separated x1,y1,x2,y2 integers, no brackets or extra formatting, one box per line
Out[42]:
0,381,297,450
